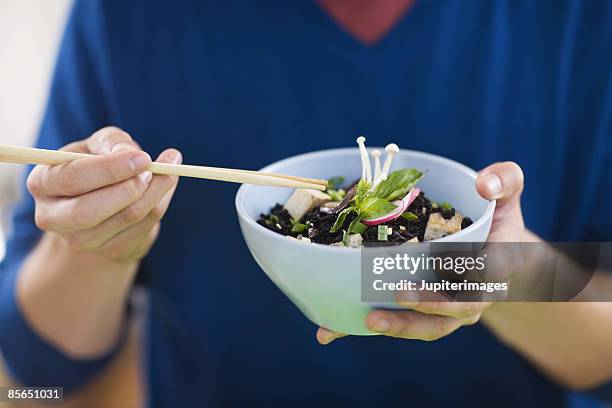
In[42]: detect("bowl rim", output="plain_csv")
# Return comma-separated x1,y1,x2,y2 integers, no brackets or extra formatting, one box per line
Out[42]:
235,147,496,252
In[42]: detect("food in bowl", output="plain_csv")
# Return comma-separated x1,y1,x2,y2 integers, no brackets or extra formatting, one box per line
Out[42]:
257,137,473,247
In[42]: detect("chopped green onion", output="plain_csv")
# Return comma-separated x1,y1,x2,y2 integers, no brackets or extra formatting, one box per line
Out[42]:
377,225,388,241
291,223,308,233
401,212,419,221
265,214,280,225
440,202,453,210
327,189,346,202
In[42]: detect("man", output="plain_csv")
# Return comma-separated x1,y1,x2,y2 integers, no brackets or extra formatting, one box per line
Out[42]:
1,0,611,406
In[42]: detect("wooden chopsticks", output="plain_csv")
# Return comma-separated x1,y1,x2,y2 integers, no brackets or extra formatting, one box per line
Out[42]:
0,144,327,191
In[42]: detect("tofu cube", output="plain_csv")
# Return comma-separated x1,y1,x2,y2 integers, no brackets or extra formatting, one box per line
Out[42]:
348,234,363,248
320,201,340,214
424,212,463,241
322,201,339,209
284,189,331,220
402,237,420,244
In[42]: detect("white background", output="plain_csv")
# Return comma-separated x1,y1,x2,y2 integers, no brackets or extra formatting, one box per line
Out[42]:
0,0,72,261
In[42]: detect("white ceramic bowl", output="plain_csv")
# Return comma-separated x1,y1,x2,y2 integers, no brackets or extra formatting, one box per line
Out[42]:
236,148,495,335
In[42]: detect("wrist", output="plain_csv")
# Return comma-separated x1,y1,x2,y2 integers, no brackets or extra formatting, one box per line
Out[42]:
16,232,138,358
48,232,140,271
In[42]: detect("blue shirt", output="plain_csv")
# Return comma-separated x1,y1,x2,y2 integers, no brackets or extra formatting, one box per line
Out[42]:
1,0,611,406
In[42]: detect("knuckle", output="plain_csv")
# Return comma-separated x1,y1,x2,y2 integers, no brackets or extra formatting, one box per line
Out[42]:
57,165,81,194
108,127,132,142
105,159,131,182
99,126,132,141
123,201,148,224
128,177,146,198
460,303,481,318
69,200,96,229
26,172,41,195
89,126,135,153
149,203,166,221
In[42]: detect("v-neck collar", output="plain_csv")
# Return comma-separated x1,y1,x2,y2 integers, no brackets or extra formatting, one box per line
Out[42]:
297,0,433,66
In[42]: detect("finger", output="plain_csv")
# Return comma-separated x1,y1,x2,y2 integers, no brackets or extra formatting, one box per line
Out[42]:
396,290,487,318
40,171,153,232
396,290,489,319
30,150,152,197
86,126,140,155
475,161,524,209
77,159,179,250
366,309,472,341
70,149,182,248
316,327,347,345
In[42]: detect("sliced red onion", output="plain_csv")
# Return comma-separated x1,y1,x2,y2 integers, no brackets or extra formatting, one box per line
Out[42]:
362,187,421,226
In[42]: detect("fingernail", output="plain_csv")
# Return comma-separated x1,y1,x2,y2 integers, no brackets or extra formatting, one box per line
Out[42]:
481,173,502,199
171,151,182,164
139,171,153,185
372,318,389,332
397,291,419,306
130,153,150,172
318,332,333,345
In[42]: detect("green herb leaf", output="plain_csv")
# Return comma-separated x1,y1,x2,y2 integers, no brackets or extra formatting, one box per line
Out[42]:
355,178,372,207
327,189,346,202
360,197,398,219
348,219,367,235
440,202,453,210
291,223,308,233
377,225,388,241
342,230,350,246
374,168,423,201
265,214,280,225
330,207,354,233
401,211,419,221
327,176,345,190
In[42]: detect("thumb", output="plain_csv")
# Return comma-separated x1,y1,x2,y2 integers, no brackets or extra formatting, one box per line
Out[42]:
476,162,524,210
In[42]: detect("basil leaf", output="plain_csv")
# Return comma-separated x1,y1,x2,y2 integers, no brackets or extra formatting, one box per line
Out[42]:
349,221,367,235
327,176,345,190
355,178,372,207
360,197,398,219
291,223,308,233
330,207,353,233
401,211,419,221
347,216,367,235
374,168,423,201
